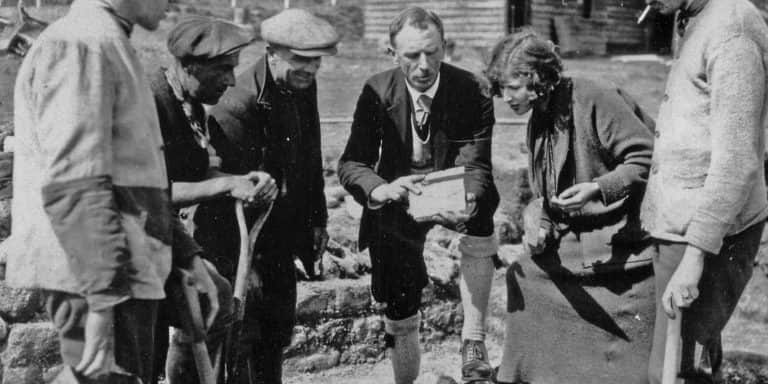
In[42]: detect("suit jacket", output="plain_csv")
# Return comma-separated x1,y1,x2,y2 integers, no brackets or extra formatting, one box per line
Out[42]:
338,63,499,250
202,56,327,264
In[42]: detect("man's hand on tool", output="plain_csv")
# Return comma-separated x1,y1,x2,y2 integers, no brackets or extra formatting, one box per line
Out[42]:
186,255,220,329
369,174,426,205
76,308,116,379
245,171,279,204
662,245,706,319
228,175,263,203
312,227,329,262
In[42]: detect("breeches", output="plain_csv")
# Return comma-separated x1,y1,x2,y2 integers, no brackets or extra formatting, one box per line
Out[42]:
368,218,432,321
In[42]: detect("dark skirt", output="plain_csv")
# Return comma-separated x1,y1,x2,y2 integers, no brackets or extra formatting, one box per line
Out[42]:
499,223,656,384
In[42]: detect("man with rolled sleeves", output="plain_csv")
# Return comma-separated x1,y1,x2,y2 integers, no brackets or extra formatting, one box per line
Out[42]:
148,16,273,384
640,0,768,383
205,8,337,384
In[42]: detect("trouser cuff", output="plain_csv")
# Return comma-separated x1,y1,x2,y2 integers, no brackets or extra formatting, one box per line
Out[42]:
385,312,420,336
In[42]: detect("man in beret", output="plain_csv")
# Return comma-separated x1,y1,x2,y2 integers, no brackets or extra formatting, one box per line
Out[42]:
204,8,338,384
338,7,498,384
148,15,278,384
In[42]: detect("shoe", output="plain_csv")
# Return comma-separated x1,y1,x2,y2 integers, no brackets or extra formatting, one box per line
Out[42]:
461,339,492,383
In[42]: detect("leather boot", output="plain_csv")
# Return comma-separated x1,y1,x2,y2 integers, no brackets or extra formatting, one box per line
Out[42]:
461,339,492,382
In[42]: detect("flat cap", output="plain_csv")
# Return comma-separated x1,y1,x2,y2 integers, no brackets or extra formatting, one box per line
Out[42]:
168,16,254,61
261,9,339,57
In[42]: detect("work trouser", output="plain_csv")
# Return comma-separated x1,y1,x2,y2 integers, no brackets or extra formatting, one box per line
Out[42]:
648,221,764,384
46,293,159,384
197,219,298,384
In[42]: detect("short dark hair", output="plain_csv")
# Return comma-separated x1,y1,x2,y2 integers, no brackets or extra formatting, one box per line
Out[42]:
484,29,563,97
388,6,445,47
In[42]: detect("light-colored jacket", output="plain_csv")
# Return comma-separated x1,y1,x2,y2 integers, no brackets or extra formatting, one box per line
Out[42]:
641,0,768,254
1,0,172,310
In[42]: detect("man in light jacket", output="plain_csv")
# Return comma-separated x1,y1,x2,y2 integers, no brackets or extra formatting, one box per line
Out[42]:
2,1,218,383
640,0,768,382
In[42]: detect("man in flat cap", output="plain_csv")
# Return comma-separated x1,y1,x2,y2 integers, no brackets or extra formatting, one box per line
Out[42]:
338,7,498,384
203,8,338,384
148,15,279,384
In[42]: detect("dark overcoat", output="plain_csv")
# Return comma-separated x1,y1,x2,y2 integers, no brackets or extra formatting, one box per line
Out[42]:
194,56,327,273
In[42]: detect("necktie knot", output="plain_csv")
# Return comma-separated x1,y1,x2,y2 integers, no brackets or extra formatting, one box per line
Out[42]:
414,94,432,140
417,94,433,114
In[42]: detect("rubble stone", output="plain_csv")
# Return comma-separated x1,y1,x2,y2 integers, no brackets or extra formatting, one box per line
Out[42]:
334,284,371,315
296,286,334,320
0,283,43,323
288,349,342,373
1,322,59,369
2,366,41,384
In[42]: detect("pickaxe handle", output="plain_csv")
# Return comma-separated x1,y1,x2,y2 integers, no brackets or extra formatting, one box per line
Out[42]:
174,268,217,384
662,310,683,384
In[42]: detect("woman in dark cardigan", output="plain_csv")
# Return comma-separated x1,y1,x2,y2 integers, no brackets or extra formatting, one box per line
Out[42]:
486,30,656,384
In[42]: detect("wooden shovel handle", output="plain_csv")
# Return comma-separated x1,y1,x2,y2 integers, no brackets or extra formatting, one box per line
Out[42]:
232,200,273,301
662,310,683,384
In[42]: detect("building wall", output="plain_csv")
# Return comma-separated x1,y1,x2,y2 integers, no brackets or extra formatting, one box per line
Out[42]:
364,0,508,47
363,0,647,51
524,0,647,54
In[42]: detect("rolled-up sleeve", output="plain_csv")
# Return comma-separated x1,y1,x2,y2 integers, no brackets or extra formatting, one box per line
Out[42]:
685,35,766,254
33,39,130,311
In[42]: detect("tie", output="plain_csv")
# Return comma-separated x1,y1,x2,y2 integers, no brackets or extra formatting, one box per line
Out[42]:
415,94,432,140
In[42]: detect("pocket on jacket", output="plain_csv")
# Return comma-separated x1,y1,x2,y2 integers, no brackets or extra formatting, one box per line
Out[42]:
664,171,707,189
657,183,701,235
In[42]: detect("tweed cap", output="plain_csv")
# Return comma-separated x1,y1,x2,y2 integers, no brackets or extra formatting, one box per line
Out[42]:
168,16,254,61
261,9,339,57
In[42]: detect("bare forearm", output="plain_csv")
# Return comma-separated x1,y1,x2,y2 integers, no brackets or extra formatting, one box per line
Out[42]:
172,177,233,207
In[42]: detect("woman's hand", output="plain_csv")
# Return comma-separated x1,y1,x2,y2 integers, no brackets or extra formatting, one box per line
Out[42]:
550,182,601,213
523,227,549,256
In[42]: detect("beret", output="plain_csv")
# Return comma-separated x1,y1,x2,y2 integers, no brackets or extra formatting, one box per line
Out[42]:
168,15,254,61
261,9,339,57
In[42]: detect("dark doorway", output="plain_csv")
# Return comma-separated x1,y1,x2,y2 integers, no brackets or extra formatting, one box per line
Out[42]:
582,0,593,18
647,13,674,53
508,0,531,31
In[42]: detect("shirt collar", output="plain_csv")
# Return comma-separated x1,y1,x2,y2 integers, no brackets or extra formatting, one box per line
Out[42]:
405,71,441,108
681,0,709,19
72,0,134,36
